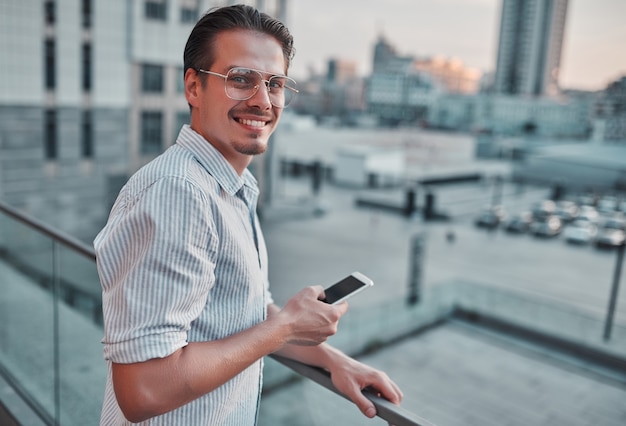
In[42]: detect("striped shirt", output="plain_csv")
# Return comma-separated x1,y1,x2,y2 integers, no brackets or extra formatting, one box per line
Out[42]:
94,125,272,425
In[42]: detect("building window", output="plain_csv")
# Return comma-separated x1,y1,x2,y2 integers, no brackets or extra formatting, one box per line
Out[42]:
142,64,164,93
180,7,197,23
180,0,198,23
82,0,92,28
81,110,93,158
44,109,57,160
82,43,92,92
44,0,55,25
145,0,167,21
177,66,185,93
141,111,163,154
45,39,56,90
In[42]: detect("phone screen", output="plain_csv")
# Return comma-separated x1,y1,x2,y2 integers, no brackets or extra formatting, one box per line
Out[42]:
322,273,372,304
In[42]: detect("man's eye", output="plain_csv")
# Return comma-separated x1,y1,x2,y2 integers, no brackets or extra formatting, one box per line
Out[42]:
230,75,252,85
269,78,285,89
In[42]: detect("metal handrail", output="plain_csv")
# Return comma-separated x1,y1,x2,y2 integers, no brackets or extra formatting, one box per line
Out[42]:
0,201,95,261
0,200,431,425
271,355,434,426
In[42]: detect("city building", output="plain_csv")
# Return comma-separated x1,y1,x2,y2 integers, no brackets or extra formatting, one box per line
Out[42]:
367,38,438,126
363,1,596,141
512,142,626,192
0,0,285,241
591,75,626,142
414,56,481,95
493,0,569,97
367,35,481,126
477,92,592,137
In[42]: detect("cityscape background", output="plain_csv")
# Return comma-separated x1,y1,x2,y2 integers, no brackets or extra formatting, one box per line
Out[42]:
288,0,626,91
1,0,626,425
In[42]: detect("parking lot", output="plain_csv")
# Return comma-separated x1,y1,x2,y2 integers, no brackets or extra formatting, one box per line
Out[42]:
260,175,626,425
263,178,626,324
472,190,626,249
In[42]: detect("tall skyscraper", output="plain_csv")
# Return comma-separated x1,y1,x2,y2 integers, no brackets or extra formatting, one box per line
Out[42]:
493,0,569,96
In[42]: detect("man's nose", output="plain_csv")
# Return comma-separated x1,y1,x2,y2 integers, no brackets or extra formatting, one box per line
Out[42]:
246,81,273,109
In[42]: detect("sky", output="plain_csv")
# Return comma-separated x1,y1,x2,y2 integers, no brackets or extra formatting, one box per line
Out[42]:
286,0,626,91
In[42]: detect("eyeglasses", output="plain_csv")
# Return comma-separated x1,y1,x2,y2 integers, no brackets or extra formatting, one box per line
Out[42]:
197,67,299,108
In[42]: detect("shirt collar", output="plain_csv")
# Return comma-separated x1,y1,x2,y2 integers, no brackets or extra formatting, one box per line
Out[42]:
175,125,259,198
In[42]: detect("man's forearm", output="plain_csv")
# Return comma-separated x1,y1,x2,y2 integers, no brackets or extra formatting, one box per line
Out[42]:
273,339,348,370
113,315,289,422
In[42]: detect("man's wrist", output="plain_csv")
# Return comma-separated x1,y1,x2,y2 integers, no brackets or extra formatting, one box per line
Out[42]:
261,310,291,352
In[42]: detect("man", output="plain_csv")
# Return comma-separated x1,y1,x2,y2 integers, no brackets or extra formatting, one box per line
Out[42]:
94,5,402,425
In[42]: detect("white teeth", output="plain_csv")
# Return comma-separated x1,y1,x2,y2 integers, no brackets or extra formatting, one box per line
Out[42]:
239,119,265,128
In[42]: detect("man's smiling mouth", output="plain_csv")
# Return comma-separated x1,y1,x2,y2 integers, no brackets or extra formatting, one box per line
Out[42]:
238,118,267,128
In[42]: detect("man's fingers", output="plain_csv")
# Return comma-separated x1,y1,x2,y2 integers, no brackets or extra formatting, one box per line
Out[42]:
348,386,377,418
377,380,404,405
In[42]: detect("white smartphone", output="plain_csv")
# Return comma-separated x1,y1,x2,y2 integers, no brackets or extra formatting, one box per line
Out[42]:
320,272,374,304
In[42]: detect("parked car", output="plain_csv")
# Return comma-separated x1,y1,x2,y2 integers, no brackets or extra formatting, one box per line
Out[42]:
577,205,600,224
595,216,626,248
504,211,533,233
577,194,597,207
595,228,626,248
554,200,579,223
531,199,556,220
597,196,619,215
563,219,597,245
475,205,506,229
531,215,562,237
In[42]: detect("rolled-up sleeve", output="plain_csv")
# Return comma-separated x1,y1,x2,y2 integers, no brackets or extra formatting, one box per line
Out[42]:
95,176,218,364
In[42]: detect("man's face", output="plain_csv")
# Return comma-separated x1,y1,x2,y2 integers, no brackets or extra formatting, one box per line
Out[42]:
186,29,287,174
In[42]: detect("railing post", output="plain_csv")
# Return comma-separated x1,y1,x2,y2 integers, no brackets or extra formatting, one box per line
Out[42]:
52,240,61,425
52,240,61,426
407,232,425,305
604,241,625,341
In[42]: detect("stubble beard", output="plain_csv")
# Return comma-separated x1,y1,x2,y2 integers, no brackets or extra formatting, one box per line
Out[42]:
234,135,269,156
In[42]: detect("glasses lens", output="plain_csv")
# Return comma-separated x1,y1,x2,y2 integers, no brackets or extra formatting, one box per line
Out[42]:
225,68,298,108
268,75,298,108
225,68,259,100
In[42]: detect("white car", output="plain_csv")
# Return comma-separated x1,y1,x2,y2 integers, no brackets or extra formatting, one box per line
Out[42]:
531,215,562,237
555,200,579,222
595,228,626,248
563,220,597,244
597,196,619,215
578,205,600,223
595,215,625,248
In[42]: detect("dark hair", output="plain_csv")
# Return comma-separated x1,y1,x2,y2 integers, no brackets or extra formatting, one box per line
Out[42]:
184,4,295,76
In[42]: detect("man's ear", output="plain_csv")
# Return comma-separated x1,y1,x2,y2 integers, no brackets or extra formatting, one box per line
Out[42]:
184,68,201,108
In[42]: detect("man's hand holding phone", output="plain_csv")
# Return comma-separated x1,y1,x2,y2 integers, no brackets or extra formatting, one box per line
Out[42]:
272,272,373,347
276,286,348,346
268,272,402,420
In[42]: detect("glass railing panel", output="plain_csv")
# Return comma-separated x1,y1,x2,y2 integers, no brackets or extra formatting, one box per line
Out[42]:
56,245,104,426
0,208,105,425
57,246,101,325
2,200,430,425
0,214,57,424
447,280,626,357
